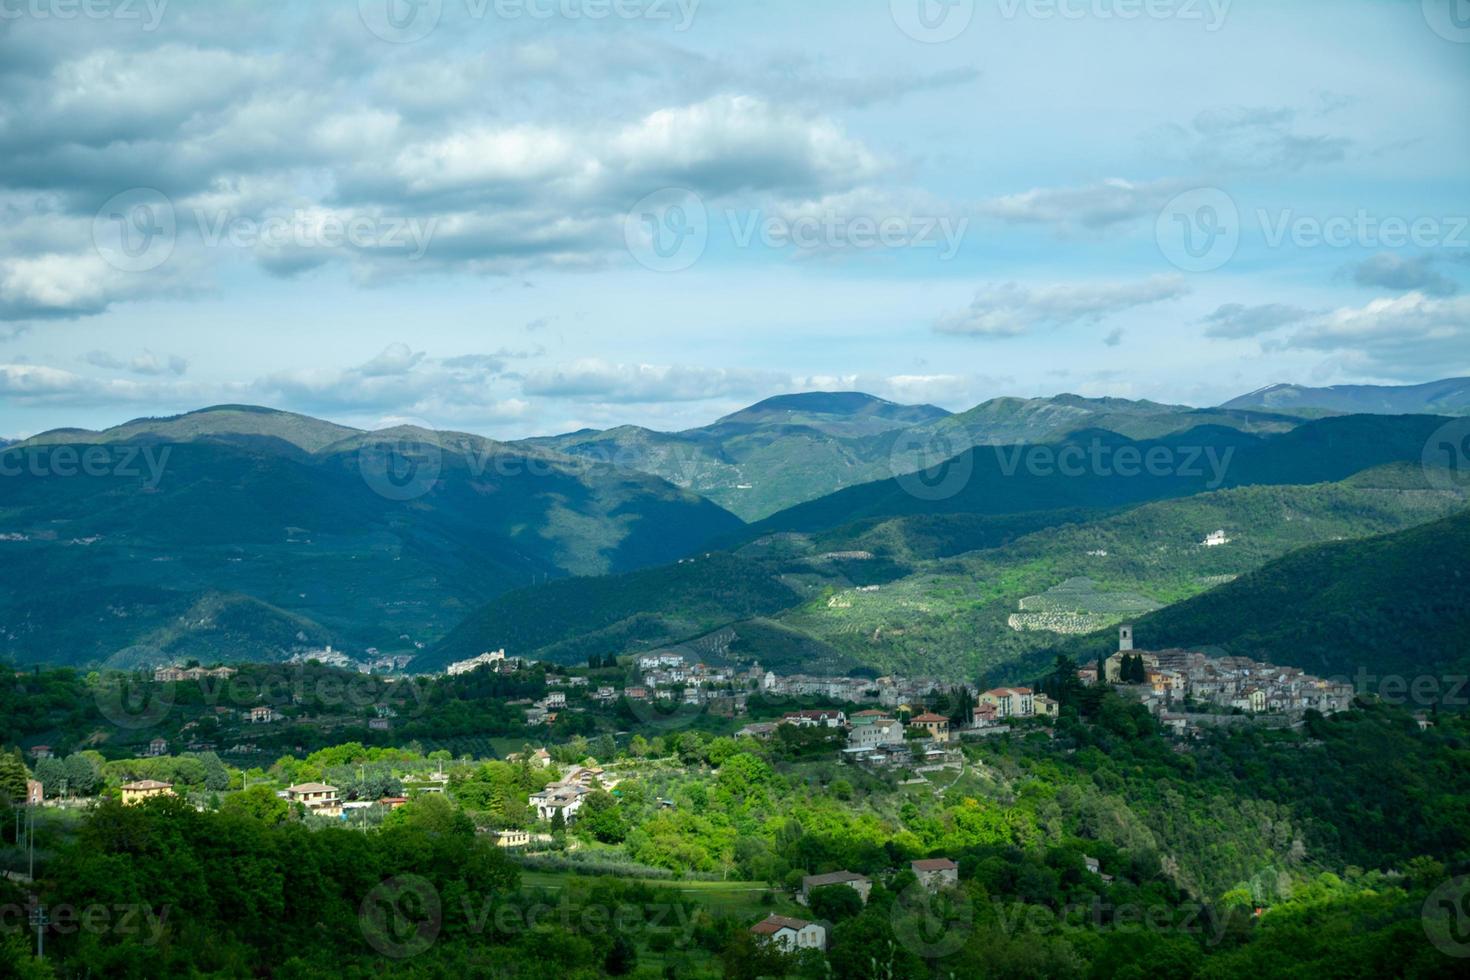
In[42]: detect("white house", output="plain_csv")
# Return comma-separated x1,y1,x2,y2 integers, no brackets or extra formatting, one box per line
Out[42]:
529,782,590,823
848,718,904,749
977,687,1033,718
750,914,827,952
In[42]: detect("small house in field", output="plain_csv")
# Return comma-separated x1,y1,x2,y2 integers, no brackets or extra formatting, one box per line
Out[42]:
750,914,827,951
911,857,959,891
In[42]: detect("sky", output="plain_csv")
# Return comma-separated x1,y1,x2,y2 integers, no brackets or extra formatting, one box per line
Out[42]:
1,0,1468,440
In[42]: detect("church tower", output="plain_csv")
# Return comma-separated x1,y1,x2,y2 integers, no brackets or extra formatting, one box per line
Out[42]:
1119,624,1133,652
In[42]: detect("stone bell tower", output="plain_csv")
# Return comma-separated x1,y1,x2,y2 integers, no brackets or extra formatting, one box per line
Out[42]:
1119,624,1134,652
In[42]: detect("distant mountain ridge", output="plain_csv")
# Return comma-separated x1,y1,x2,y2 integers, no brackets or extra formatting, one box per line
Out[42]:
523,391,1300,520
22,404,361,454
742,413,1448,538
713,391,949,431
0,406,741,668
1221,378,1470,417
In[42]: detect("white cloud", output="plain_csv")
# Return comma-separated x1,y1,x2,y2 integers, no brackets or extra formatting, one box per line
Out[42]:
980,178,1187,232
522,360,784,404
82,349,189,376
1273,293,1470,378
935,276,1191,338
1200,303,1315,339
1148,105,1351,173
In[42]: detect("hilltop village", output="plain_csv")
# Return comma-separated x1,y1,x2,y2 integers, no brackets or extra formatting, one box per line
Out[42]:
429,623,1358,752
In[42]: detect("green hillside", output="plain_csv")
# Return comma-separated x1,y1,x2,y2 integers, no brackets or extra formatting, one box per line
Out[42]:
423,464,1468,680
422,552,800,669
1069,505,1470,683
746,414,1449,537
0,410,742,667
523,392,1300,521
770,466,1469,680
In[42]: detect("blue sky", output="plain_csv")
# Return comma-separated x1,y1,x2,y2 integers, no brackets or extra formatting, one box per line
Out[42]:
1,0,1467,439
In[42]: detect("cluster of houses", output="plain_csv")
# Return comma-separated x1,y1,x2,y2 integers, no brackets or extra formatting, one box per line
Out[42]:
759,670,943,710
734,707,962,769
974,687,1059,727
448,649,525,676
730,683,1065,766
527,764,616,824
152,665,238,683
1079,626,1356,720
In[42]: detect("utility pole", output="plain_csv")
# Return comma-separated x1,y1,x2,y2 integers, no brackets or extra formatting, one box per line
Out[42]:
29,903,48,960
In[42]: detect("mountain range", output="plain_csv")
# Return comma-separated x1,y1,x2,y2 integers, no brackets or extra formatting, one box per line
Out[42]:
522,390,1298,521
1,406,739,667
4,379,1467,679
1221,377,1470,417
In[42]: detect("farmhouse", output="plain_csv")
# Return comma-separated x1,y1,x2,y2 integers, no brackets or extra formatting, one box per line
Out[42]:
749,914,827,952
799,870,872,906
911,857,959,891
529,782,590,823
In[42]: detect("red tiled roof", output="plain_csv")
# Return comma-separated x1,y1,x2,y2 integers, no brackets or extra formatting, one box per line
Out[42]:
911,858,958,871
751,914,812,935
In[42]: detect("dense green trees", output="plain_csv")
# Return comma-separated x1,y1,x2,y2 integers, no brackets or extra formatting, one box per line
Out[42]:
0,751,28,804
